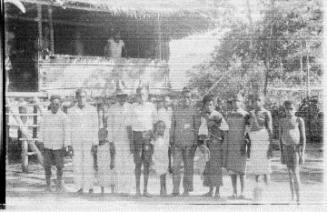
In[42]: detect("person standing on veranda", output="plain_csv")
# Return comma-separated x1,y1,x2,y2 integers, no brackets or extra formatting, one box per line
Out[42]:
247,94,273,185
68,89,99,194
225,95,250,199
104,30,126,58
39,95,71,192
106,89,135,195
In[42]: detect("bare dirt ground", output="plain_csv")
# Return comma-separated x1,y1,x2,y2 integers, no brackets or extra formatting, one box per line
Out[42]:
5,143,325,211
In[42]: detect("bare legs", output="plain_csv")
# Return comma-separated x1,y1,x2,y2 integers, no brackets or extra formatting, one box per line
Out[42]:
288,167,301,204
231,174,245,199
203,186,220,198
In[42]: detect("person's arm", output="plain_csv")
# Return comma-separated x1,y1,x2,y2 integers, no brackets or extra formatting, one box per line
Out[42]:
279,119,284,158
170,111,176,146
265,110,273,142
104,42,111,57
244,113,251,136
91,108,99,153
298,117,306,164
63,114,71,147
265,110,274,158
122,41,127,57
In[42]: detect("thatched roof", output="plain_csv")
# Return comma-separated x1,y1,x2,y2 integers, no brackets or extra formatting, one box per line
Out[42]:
19,0,216,17
7,0,216,39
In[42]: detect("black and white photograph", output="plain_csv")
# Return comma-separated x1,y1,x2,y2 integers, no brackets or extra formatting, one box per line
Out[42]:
2,0,325,211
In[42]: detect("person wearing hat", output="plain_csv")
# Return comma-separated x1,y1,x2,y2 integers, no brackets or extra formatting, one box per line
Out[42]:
39,95,71,192
106,88,134,195
170,87,199,196
67,89,99,194
224,94,250,199
104,30,126,58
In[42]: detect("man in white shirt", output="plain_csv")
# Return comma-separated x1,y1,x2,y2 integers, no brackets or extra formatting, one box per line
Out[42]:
130,87,157,197
68,89,99,194
39,95,71,192
106,88,134,194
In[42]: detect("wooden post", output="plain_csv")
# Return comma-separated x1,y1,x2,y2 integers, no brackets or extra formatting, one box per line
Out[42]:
306,40,310,98
37,5,42,91
48,6,55,54
21,139,28,172
157,13,162,60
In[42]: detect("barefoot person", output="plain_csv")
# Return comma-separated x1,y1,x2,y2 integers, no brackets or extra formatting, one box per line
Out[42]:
151,120,169,196
106,89,134,195
201,95,228,199
68,89,99,194
248,94,273,186
40,95,71,192
225,95,250,199
154,96,172,196
97,128,116,195
279,100,306,204
129,87,157,197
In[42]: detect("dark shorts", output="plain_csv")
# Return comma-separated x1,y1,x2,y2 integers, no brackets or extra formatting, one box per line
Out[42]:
132,131,153,165
281,144,299,169
43,148,65,169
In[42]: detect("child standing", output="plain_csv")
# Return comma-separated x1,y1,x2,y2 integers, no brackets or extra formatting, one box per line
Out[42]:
151,120,169,196
279,101,306,204
97,128,116,195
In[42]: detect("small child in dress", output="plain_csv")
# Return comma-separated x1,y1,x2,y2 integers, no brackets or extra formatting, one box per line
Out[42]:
97,128,116,195
279,101,306,204
151,120,169,196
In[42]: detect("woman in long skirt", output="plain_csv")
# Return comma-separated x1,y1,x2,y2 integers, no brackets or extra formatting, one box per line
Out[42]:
225,95,250,199
201,95,229,199
247,94,273,184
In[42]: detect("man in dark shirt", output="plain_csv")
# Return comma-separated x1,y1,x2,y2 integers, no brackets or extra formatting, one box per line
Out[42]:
170,87,199,196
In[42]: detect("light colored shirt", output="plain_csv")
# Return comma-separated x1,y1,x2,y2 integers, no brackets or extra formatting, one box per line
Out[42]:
68,104,99,146
107,103,131,142
157,107,172,130
104,39,124,58
130,102,157,132
39,110,70,150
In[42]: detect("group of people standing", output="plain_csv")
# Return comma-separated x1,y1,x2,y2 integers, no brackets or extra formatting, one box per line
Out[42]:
40,86,306,204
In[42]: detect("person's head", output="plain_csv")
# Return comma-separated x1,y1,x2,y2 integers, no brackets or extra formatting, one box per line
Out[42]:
98,128,108,145
252,93,265,109
18,105,28,123
44,26,50,36
232,94,243,110
116,93,127,106
154,120,166,137
75,88,87,108
75,31,81,39
49,95,61,114
157,96,166,109
181,87,192,107
135,87,147,104
284,100,296,117
113,31,121,42
202,95,215,113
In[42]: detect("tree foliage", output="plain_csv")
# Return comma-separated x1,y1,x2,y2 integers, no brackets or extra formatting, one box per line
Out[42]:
188,0,322,104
